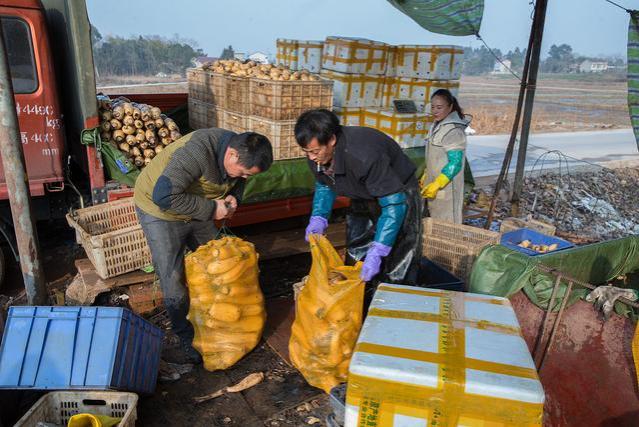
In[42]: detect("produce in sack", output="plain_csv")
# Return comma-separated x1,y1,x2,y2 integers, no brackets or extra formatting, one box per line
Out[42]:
289,235,364,393
185,236,266,371
201,59,321,81
96,95,183,171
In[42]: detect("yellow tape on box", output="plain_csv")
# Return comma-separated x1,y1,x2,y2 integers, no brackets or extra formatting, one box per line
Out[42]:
334,107,364,127
346,284,545,427
322,36,389,75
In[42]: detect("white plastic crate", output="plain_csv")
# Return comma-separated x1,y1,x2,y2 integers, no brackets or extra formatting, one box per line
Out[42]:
320,70,384,108
386,45,464,80
15,391,138,427
322,37,389,75
346,284,545,426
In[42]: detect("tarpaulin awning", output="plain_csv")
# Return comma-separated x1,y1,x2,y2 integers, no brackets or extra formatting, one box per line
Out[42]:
387,0,484,36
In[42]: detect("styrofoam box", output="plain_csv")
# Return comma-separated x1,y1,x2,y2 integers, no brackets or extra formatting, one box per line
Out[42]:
334,107,363,126
322,36,389,75
382,77,460,111
386,45,464,80
297,40,324,73
320,70,384,108
345,284,545,427
363,107,431,149
276,38,298,70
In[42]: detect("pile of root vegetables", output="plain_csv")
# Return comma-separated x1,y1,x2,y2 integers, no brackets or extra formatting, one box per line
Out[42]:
202,59,320,81
97,96,182,169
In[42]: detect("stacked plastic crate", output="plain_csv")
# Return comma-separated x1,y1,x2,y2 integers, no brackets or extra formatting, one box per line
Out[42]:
319,37,389,128
186,67,225,130
362,45,464,149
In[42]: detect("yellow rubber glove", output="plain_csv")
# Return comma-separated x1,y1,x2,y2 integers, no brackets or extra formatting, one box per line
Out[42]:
418,171,428,189
421,173,450,199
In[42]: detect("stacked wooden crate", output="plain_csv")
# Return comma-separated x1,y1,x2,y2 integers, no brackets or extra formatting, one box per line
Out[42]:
248,77,333,160
187,62,333,160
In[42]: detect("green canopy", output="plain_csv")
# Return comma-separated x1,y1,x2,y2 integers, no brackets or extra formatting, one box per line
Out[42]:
387,0,484,36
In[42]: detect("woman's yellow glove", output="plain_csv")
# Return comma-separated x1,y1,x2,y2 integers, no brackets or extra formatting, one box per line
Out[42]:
421,174,450,199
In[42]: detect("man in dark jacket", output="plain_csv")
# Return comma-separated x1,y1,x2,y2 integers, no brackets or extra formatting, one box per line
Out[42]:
134,128,272,362
295,109,422,285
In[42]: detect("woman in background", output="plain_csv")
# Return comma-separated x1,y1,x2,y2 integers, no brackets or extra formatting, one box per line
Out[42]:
421,89,470,223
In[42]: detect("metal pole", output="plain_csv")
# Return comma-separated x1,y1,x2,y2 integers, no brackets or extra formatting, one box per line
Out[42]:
0,24,47,304
511,0,550,215
484,18,536,229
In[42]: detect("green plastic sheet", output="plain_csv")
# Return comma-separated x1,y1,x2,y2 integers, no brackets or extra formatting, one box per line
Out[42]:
469,236,639,318
242,147,475,204
387,0,484,36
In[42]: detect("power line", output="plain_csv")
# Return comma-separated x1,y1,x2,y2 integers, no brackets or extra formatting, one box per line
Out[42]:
603,0,632,13
475,34,522,81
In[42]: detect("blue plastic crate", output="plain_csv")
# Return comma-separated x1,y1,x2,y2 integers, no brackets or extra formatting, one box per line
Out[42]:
501,228,574,256
0,306,163,394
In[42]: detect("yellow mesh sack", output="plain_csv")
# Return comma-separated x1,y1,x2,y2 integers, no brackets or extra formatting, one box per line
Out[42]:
289,235,364,392
185,236,265,371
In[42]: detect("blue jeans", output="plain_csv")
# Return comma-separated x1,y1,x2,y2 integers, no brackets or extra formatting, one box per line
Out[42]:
136,207,218,344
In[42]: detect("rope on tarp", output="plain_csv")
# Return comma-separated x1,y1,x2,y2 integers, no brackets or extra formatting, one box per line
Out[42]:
603,0,632,13
475,34,522,81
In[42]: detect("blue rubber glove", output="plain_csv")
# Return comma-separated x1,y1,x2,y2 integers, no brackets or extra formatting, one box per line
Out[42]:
305,216,328,242
360,241,392,282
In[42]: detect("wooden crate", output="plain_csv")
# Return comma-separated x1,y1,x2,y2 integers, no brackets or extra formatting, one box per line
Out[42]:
422,218,500,282
187,68,225,107
223,109,249,133
66,198,152,280
248,116,303,160
188,99,223,130
225,75,250,114
250,78,333,120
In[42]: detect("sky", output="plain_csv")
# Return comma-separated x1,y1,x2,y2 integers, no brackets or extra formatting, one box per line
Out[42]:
86,0,632,60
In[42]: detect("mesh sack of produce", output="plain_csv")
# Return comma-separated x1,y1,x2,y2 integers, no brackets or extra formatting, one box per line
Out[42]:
185,236,265,371
289,235,364,392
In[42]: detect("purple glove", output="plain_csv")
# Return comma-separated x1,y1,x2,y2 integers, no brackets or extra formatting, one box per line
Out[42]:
360,242,392,282
305,216,329,242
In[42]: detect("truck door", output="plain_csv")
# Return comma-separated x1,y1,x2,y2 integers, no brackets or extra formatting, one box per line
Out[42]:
0,6,65,198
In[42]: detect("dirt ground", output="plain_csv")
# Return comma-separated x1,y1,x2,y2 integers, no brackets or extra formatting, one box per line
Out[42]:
0,219,335,427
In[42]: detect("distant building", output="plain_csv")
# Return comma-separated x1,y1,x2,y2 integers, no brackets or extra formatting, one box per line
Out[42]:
233,52,246,61
192,56,218,67
579,60,608,73
492,59,512,74
248,52,269,64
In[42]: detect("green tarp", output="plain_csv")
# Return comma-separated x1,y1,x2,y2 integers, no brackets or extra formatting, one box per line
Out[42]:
628,11,639,150
387,0,484,36
469,236,639,318
243,148,475,203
